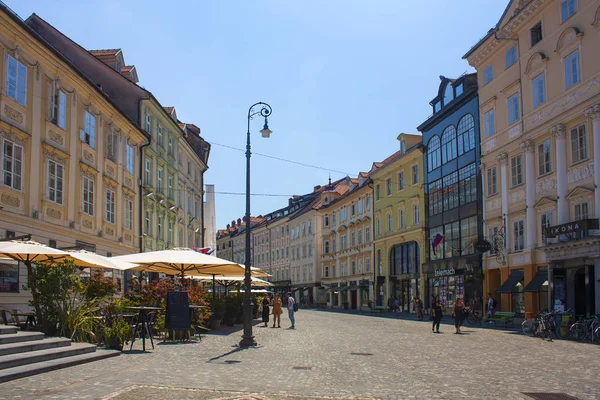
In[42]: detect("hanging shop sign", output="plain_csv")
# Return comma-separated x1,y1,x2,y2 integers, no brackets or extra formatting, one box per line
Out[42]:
474,239,492,253
434,268,455,277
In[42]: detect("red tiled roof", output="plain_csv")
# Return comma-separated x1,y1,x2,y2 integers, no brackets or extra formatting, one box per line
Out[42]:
380,150,401,166
89,49,120,57
120,66,134,73
164,106,174,114
178,123,185,129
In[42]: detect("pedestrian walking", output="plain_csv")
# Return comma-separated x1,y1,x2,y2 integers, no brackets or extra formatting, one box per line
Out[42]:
270,293,283,328
431,295,443,334
452,297,466,334
414,296,423,320
392,297,400,313
262,295,270,327
287,292,296,329
387,296,393,312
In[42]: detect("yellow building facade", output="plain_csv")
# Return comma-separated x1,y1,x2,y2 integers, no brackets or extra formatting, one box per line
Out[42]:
0,8,148,308
371,134,426,310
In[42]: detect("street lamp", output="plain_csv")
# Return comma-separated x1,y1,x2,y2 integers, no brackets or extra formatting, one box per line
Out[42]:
240,102,272,347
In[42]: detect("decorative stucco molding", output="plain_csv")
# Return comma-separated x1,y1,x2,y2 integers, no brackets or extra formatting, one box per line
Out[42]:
551,123,566,139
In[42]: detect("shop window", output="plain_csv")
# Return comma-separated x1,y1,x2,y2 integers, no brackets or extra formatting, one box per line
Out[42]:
390,241,420,275
0,260,19,292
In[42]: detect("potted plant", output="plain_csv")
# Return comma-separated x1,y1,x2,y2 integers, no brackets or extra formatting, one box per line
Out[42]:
223,297,237,327
209,297,224,330
104,318,130,351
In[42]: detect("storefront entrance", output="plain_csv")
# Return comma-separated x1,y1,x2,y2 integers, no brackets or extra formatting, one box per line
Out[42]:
392,277,420,312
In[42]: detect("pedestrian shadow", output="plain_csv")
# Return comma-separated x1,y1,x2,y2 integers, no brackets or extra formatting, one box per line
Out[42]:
206,346,245,363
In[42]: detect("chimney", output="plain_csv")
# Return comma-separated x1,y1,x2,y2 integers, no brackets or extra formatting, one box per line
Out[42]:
237,218,242,226
226,224,230,229
232,220,236,227
314,185,321,191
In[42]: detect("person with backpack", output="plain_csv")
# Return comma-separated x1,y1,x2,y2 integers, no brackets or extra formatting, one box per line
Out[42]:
287,292,296,329
486,293,496,318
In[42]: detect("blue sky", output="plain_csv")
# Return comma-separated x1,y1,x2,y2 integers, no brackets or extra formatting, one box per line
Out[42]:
12,0,507,229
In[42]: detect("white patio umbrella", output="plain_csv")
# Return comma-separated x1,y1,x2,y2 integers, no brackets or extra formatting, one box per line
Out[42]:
189,275,273,287
112,248,247,280
65,249,138,270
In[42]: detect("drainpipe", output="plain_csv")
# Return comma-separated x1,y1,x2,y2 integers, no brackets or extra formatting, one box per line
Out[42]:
139,139,151,253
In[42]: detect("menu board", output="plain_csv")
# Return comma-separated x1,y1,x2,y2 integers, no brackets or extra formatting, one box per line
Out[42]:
166,291,190,331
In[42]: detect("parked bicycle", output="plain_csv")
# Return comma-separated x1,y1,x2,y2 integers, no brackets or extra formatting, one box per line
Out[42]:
569,314,600,343
522,310,572,341
464,308,482,326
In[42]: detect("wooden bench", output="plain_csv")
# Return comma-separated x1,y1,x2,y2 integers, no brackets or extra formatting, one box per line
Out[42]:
371,306,387,314
485,311,516,328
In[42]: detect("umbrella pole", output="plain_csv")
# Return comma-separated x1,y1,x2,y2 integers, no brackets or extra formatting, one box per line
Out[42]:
212,274,216,302
25,260,41,323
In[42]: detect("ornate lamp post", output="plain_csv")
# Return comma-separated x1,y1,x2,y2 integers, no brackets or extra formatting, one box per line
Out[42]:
239,102,272,347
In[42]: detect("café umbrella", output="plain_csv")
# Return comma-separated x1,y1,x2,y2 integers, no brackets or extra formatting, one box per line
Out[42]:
65,249,138,270
112,248,247,280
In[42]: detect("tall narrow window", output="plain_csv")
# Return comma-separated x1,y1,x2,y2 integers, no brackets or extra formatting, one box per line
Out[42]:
168,175,173,199
443,172,459,211
386,178,392,196
513,220,525,251
575,202,589,220
81,111,96,148
125,143,134,174
168,136,173,155
532,73,545,108
484,109,495,137
564,50,580,89
375,184,380,200
459,163,477,205
398,171,404,191
387,214,392,232
144,159,151,185
508,94,519,124
365,226,370,242
106,127,117,162
541,211,553,244
427,136,441,171
570,124,587,164
157,169,163,193
3,140,22,190
561,0,576,22
157,125,163,147
441,125,457,164
124,198,133,230
82,176,94,215
511,155,523,187
399,209,405,229
505,46,517,68
483,65,493,85
105,189,115,223
6,55,27,105
47,81,66,129
47,160,63,204
487,167,497,195
457,114,475,155
412,165,419,185
538,140,552,176
413,204,420,225
145,114,152,133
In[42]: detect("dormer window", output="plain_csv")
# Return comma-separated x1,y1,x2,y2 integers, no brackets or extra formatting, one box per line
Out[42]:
454,83,463,97
433,102,441,113
400,140,406,154
443,84,453,105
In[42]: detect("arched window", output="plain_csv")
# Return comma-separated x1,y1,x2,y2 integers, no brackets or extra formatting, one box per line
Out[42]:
441,125,457,164
427,136,441,172
457,114,475,155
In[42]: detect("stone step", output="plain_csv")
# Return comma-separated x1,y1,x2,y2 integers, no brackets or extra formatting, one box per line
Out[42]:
0,342,96,370
0,349,120,383
0,337,72,357
0,325,18,335
0,331,44,345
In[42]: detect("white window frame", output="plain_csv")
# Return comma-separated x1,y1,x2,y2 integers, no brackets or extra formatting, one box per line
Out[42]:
484,109,495,137
532,73,545,108
487,166,497,195
82,176,94,216
537,139,552,176
411,165,419,185
124,198,133,230
483,65,493,85
386,178,392,196
398,171,404,191
168,136,173,155
387,214,392,232
574,202,589,220
560,0,576,23
106,127,117,162
105,189,115,224
540,210,553,244
513,220,525,251
507,94,519,125
157,125,163,147
511,155,523,187
564,50,580,89
2,139,23,191
145,114,152,133
413,204,420,225
125,143,134,174
570,124,588,164
81,110,96,148
6,54,27,106
47,159,64,205
399,209,405,229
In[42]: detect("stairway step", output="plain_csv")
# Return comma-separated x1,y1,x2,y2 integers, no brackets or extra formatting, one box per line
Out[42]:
0,331,44,345
0,349,120,383
0,325,18,335
0,337,71,356
0,342,96,370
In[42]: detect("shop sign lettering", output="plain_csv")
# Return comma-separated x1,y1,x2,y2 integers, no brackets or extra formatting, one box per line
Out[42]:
434,268,455,277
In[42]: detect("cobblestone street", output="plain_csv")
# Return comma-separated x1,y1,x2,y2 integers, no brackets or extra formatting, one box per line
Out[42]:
1,310,599,400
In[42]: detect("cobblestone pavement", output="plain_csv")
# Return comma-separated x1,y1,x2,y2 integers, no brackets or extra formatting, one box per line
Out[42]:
1,310,599,400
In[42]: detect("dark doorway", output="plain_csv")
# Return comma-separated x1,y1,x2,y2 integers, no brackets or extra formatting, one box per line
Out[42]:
574,267,586,317
350,290,357,310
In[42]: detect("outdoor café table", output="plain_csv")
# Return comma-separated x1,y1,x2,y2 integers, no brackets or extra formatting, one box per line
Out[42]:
126,306,162,352
13,312,36,329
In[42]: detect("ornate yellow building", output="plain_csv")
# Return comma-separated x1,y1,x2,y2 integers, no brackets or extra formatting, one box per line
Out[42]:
371,134,426,310
0,7,148,308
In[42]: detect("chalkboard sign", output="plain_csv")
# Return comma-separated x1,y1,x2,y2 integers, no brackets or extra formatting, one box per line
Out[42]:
166,291,190,331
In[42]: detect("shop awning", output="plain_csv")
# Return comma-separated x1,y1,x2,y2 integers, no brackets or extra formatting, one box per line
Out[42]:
495,270,524,293
523,272,548,292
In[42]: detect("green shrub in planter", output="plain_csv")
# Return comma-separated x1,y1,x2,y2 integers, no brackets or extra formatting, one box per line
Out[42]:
104,318,131,351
